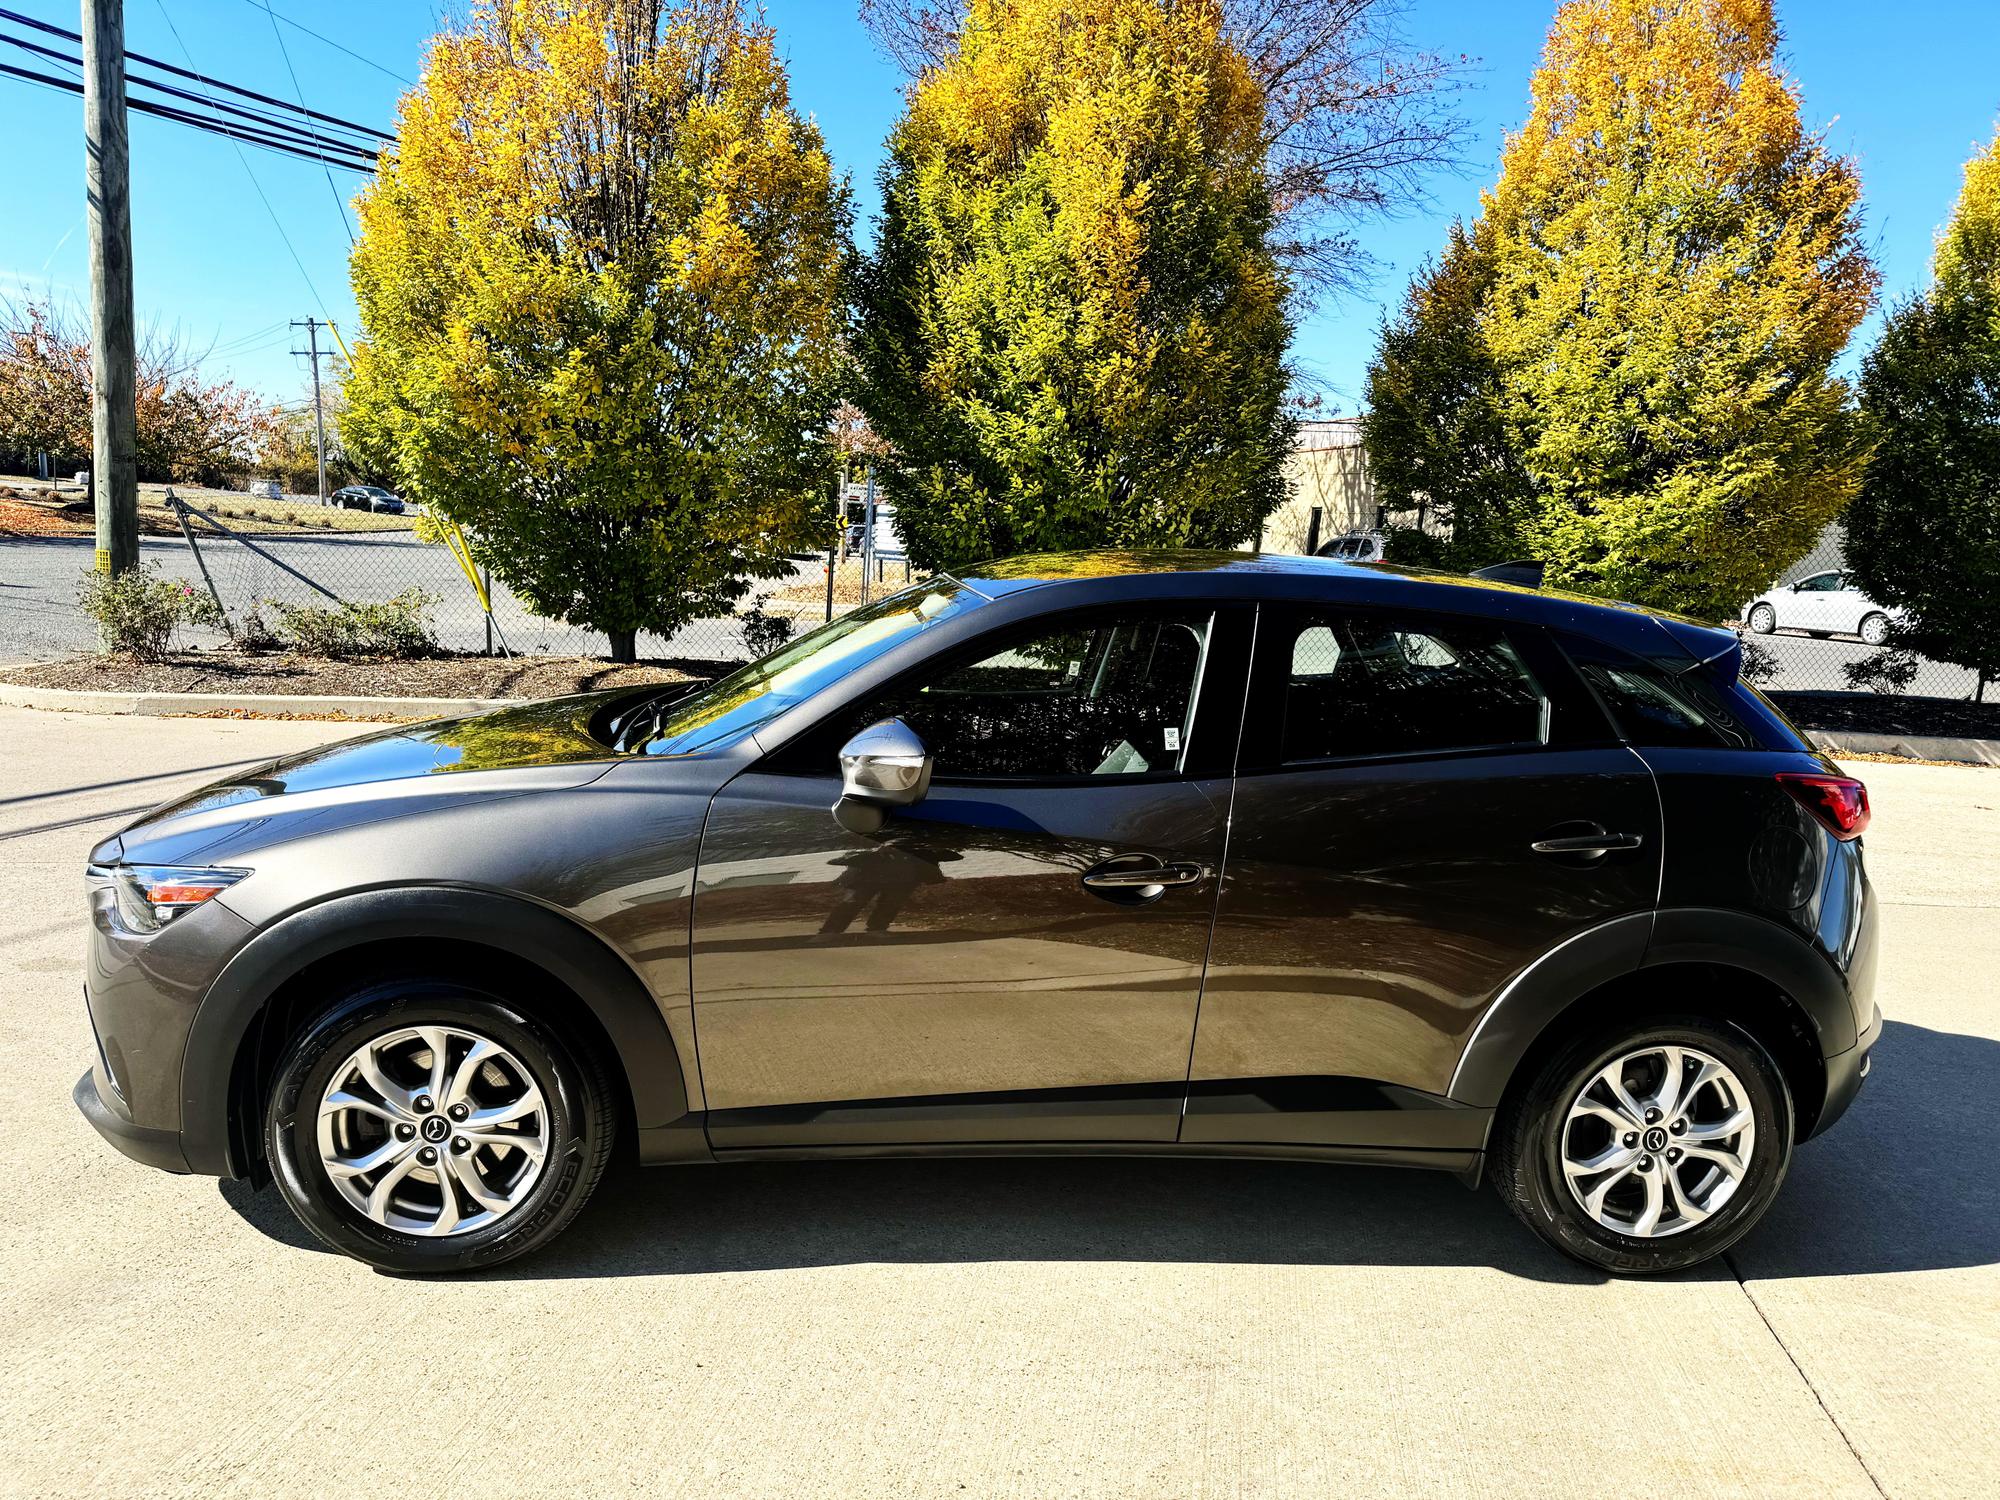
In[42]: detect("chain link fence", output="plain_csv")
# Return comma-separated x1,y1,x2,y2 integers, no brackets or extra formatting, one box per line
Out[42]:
160,499,1985,709
1734,524,1988,703
170,496,918,669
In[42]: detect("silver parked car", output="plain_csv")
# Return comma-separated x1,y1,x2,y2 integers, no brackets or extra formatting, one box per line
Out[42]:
1741,570,1897,645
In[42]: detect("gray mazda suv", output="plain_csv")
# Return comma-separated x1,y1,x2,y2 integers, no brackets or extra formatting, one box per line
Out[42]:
76,551,1879,1274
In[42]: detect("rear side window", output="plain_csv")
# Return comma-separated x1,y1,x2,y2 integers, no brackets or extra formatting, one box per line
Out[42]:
1278,613,1549,763
1561,635,1757,749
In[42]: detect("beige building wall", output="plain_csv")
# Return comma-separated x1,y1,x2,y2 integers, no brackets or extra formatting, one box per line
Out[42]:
1259,418,1378,555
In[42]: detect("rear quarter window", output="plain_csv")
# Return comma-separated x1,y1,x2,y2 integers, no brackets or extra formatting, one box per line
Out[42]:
1559,635,1763,750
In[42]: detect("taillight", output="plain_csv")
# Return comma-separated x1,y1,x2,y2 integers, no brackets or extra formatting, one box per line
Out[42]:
1776,773,1870,840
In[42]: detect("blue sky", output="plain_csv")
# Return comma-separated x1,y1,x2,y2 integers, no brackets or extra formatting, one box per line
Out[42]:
2,0,1995,415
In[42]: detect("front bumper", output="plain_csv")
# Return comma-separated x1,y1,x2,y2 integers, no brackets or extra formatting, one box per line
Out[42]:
74,1068,189,1174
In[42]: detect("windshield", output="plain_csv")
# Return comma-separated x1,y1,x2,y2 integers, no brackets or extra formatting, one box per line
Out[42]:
639,577,984,755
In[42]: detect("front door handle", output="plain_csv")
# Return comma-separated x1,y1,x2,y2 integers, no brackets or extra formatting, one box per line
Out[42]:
1531,830,1644,859
1081,854,1206,902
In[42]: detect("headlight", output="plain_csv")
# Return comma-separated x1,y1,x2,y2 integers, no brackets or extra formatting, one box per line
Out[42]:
89,864,248,932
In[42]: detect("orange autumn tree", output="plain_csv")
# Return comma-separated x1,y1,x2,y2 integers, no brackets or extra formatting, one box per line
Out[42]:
1478,0,1877,619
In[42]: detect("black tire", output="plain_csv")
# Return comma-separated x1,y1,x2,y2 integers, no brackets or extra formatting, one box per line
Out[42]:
1747,603,1776,634
265,980,614,1273
1859,612,1890,646
1491,1016,1792,1275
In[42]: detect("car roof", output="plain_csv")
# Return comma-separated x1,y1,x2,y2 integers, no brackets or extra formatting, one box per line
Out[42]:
951,549,1738,675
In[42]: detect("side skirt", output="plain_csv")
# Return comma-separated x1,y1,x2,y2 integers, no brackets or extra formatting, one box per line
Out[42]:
696,1135,1484,1185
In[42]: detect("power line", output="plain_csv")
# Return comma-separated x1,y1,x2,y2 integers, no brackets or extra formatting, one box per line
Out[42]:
147,0,330,320
0,22,380,171
244,0,412,86
0,57,375,171
0,6,389,141
254,0,355,243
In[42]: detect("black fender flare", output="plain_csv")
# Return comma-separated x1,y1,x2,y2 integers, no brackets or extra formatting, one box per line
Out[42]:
1445,911,1653,1110
1642,908,1859,1057
180,885,699,1176
1446,906,1858,1113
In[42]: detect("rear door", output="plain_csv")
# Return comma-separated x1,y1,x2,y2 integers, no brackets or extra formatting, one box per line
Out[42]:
1184,606,1660,1150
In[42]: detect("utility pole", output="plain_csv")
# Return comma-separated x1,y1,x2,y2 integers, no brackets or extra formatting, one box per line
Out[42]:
292,318,329,504
83,0,137,574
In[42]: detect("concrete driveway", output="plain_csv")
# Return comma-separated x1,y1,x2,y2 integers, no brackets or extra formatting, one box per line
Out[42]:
0,705,1994,1498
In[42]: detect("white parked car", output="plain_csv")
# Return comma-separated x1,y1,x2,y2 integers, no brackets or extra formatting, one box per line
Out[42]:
1741,569,1898,645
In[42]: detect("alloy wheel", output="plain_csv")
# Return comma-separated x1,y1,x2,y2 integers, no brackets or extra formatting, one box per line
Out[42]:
315,1024,550,1238
1748,604,1776,634
1559,1044,1756,1239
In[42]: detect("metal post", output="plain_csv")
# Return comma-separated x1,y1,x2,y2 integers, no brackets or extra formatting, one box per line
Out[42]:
169,491,232,638
483,565,493,656
292,318,328,504
83,0,138,575
1305,506,1322,556
860,466,877,607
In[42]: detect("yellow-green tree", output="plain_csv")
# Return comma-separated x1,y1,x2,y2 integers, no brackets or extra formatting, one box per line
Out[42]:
344,0,849,661
1477,0,1877,619
854,0,1293,571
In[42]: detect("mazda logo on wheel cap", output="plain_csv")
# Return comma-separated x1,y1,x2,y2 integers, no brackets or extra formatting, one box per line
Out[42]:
420,1115,450,1143
1642,1126,1668,1153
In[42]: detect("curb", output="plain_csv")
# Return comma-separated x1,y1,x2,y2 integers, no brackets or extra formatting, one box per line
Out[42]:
0,681,512,721
1806,728,2000,768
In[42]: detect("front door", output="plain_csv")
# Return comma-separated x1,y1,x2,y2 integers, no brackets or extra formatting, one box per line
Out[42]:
690,604,1249,1148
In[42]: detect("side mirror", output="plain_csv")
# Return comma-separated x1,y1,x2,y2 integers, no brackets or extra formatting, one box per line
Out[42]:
832,718,932,834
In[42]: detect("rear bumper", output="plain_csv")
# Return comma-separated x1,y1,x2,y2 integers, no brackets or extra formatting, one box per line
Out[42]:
74,1069,189,1174
1808,1001,1881,1142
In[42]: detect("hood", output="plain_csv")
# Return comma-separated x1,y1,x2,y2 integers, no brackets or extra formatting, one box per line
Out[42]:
98,691,635,866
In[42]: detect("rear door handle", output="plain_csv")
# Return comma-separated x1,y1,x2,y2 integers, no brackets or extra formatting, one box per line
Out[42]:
1531,831,1644,858
1081,855,1206,901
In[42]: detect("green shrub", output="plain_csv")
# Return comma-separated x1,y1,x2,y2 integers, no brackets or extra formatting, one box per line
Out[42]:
267,590,437,659
77,566,224,659
740,608,794,659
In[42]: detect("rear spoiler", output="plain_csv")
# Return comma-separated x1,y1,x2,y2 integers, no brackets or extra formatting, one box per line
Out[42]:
1653,616,1742,685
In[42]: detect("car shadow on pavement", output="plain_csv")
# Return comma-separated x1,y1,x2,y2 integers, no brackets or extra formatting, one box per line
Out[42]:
219,1020,1995,1283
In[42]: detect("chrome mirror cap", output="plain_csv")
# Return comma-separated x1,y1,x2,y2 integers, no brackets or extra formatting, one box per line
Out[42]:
833,718,932,832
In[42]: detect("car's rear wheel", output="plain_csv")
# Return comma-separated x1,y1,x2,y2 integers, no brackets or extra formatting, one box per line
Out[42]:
1859,612,1891,646
1492,1018,1791,1274
265,982,613,1273
1747,603,1776,634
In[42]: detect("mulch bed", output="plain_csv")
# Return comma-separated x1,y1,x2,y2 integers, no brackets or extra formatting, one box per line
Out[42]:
1769,690,2000,741
0,651,706,700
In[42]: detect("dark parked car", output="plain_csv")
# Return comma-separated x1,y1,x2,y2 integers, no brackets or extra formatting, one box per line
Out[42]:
333,485,404,514
76,552,1878,1275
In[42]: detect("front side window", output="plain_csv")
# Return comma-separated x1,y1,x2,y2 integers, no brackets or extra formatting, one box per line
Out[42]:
1278,612,1549,763
1796,572,1842,592
854,610,1215,780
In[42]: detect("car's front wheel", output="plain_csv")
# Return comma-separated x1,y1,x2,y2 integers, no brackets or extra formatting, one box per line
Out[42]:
1859,612,1891,646
1492,1018,1791,1274
265,982,614,1273
1746,603,1776,634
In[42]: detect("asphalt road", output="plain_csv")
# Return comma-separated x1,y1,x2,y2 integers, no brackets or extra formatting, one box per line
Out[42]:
0,533,798,662
0,705,1995,1497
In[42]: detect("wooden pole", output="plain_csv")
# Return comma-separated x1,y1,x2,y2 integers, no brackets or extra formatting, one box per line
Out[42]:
83,0,138,574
